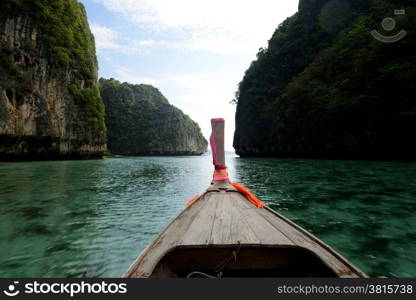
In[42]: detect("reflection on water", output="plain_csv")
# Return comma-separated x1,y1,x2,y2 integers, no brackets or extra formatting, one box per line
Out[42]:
0,155,415,277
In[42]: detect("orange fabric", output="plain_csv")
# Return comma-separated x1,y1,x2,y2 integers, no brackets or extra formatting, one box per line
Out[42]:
231,182,264,208
212,169,229,182
185,194,200,206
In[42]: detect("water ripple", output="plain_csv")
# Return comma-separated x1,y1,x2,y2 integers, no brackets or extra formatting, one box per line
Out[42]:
0,155,415,277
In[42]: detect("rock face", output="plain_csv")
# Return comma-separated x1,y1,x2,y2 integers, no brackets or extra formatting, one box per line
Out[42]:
234,0,416,159
100,78,208,155
0,1,106,161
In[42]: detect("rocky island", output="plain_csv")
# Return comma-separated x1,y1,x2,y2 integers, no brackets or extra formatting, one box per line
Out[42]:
0,0,106,161
99,78,207,156
234,0,416,159
0,0,207,161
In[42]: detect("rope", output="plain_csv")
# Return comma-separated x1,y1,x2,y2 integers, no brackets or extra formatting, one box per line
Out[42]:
185,194,200,206
186,242,241,278
230,183,264,208
214,242,242,273
186,271,218,278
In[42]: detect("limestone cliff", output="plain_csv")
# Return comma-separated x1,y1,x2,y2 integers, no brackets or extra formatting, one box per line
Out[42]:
234,0,416,159
99,78,207,155
0,0,106,161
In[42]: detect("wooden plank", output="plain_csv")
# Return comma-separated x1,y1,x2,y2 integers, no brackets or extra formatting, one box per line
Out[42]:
254,206,363,277
230,192,295,246
206,183,236,192
228,193,262,244
235,197,359,277
125,197,207,277
210,191,236,244
185,190,262,245
181,192,219,245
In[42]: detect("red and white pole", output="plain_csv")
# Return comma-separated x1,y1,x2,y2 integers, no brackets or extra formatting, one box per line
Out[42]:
210,118,229,183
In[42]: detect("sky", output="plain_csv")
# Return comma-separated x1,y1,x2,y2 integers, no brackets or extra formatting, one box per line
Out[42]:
80,0,299,151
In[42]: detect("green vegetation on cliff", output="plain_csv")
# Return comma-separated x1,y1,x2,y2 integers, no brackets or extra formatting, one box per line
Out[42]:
69,85,106,135
0,0,105,154
0,0,97,80
99,78,207,155
234,0,416,159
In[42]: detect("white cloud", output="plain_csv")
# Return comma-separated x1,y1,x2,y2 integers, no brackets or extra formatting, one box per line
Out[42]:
165,73,236,150
93,0,299,54
89,1,299,150
90,23,121,51
114,66,160,86
90,24,152,55
135,39,156,46
131,39,182,49
90,23,184,54
168,74,214,91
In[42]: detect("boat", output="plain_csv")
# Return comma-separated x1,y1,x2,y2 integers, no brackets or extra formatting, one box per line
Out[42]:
124,118,367,278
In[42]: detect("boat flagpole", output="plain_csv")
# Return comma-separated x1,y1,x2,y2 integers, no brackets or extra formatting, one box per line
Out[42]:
210,118,229,183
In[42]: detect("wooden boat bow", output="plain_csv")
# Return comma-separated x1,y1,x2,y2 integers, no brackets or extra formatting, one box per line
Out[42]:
124,119,367,278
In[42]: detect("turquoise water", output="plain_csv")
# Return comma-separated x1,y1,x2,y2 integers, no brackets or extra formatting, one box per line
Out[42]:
0,154,415,277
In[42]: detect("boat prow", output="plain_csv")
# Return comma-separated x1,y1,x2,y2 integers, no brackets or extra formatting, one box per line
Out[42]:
124,118,366,278
124,183,366,278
